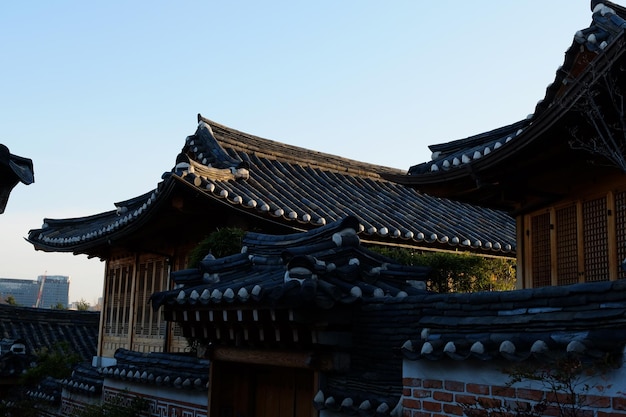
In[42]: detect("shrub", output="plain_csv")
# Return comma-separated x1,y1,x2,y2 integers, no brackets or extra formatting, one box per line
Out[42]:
187,227,245,267
370,247,516,293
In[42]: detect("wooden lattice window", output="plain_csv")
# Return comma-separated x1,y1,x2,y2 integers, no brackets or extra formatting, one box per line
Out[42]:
172,322,184,337
616,191,626,279
531,212,552,287
582,197,609,282
134,258,168,338
104,263,134,337
556,204,579,285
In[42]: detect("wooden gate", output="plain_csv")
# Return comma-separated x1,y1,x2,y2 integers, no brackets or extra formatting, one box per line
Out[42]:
210,362,316,417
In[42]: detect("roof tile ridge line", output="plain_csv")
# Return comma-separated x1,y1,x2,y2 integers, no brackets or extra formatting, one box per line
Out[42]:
198,115,406,178
427,119,531,154
187,159,236,181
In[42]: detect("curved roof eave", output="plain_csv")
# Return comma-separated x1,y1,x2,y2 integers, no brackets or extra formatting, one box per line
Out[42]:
397,2,626,187
26,178,179,255
27,117,518,257
390,31,626,190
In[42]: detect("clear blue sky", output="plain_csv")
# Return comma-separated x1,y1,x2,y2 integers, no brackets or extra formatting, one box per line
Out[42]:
0,1,603,304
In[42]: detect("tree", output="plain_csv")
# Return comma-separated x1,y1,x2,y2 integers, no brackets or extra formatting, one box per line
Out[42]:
370,247,516,293
187,227,245,267
75,298,90,311
4,295,17,305
19,342,80,386
0,342,82,417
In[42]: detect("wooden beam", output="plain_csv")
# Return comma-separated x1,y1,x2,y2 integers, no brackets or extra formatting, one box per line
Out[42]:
577,200,585,284
549,207,557,287
211,346,342,371
127,254,139,350
97,261,110,357
608,190,618,281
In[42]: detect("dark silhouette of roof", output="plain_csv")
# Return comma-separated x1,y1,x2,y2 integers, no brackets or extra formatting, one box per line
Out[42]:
150,216,430,311
0,304,99,363
387,1,626,214
99,348,210,391
399,279,626,362
151,216,431,416
405,1,626,178
0,144,34,214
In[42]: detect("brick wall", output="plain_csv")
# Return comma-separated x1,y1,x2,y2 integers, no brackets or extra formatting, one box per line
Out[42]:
402,377,626,417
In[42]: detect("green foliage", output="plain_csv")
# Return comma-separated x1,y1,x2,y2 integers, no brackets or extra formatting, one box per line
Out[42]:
187,227,245,267
51,302,66,310
370,247,516,293
1,342,81,415
72,392,148,417
19,341,80,386
75,298,90,311
4,295,18,305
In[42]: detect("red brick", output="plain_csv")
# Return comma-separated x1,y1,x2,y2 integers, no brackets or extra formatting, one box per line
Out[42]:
412,389,432,399
404,377,423,388
492,386,515,398
517,388,544,402
433,391,453,402
542,405,561,417
443,403,464,416
403,387,412,396
423,401,442,412
586,394,611,409
598,411,626,417
402,397,421,410
546,390,575,405
477,396,502,409
467,383,490,395
455,394,477,405
614,397,626,411
445,380,465,392
423,379,443,389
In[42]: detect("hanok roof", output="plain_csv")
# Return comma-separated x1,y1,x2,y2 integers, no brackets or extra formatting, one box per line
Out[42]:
27,114,516,258
98,348,210,392
387,1,626,214
0,304,99,363
398,279,626,362
0,144,34,214
150,216,430,416
150,216,430,311
59,362,103,397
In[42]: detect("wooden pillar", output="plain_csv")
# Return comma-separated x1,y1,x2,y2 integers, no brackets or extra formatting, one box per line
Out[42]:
608,191,618,281
96,260,110,358
127,254,139,350
516,216,525,289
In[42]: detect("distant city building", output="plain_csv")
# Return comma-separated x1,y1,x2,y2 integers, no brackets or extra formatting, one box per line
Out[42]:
0,275,69,308
0,278,37,307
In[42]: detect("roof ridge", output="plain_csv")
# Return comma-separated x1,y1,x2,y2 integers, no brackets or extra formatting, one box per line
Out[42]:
197,114,406,179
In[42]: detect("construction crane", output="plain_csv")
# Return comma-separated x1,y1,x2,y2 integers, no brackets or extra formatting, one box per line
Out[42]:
35,272,46,308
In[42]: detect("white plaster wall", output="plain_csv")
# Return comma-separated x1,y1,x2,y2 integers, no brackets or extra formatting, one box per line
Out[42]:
91,355,116,368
